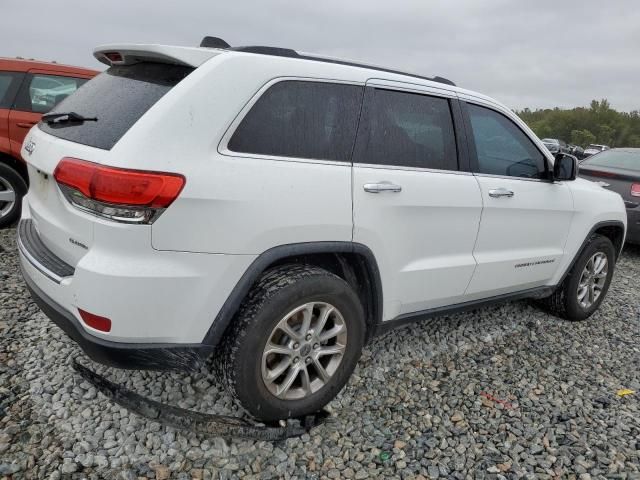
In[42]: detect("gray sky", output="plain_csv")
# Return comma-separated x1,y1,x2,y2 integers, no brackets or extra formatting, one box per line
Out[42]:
3,0,639,112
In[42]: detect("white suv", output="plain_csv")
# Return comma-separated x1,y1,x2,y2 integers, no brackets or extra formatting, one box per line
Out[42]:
18,39,627,421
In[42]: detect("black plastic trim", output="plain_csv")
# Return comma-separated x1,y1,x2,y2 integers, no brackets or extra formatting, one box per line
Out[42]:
557,221,626,285
200,36,231,49
18,219,75,280
201,242,383,347
21,264,212,371
450,98,470,172
225,45,455,87
375,286,554,336
230,46,299,58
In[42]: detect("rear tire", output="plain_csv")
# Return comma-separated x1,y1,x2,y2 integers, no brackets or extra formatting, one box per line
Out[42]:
0,163,27,229
538,234,615,321
219,264,365,422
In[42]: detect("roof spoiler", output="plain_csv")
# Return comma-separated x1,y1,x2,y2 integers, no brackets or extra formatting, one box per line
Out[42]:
93,44,219,68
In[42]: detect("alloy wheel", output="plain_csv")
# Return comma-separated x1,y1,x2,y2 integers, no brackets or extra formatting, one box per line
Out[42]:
261,302,347,400
0,176,16,219
577,251,608,309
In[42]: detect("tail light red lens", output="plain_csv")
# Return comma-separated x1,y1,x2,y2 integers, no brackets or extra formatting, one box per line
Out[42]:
632,183,640,198
78,309,112,332
53,158,185,224
54,157,185,208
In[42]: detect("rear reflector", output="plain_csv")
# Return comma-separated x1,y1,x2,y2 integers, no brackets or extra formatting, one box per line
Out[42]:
632,183,640,197
78,309,112,332
54,157,185,224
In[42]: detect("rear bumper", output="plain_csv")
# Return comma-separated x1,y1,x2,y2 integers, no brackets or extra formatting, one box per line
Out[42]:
626,207,640,244
21,263,213,371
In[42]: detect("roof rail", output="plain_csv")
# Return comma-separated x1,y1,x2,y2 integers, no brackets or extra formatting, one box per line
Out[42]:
229,46,299,58
198,37,456,87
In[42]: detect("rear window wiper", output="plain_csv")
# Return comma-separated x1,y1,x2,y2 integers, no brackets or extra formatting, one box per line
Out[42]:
41,112,98,125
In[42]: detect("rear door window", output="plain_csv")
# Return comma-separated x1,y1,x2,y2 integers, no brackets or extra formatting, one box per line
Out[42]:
0,72,24,109
228,80,363,162
39,62,193,150
353,88,458,170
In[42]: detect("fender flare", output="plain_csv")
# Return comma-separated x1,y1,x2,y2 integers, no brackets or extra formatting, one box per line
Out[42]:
557,220,626,285
201,241,384,347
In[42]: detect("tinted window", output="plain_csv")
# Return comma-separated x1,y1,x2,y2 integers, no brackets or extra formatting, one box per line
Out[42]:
467,104,547,179
581,150,640,171
354,89,457,170
0,72,23,109
14,74,88,114
39,63,193,150
228,81,362,162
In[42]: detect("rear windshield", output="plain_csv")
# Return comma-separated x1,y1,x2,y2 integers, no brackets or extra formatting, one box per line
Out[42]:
39,62,194,150
581,150,640,171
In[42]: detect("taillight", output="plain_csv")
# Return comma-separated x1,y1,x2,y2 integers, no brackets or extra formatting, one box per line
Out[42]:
632,183,640,197
53,157,185,224
78,309,112,332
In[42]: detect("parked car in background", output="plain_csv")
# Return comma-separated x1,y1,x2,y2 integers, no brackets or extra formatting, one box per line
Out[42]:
583,144,610,158
570,145,585,160
579,148,640,244
541,138,569,155
0,58,98,227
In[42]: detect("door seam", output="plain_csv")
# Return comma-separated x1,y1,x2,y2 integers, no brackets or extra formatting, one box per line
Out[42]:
463,173,485,295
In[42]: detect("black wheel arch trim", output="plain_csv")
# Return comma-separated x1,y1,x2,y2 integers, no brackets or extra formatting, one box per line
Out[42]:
201,241,384,348
558,220,625,285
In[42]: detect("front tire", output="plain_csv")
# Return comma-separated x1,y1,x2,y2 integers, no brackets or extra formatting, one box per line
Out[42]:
0,163,27,229
538,234,616,321
219,264,365,422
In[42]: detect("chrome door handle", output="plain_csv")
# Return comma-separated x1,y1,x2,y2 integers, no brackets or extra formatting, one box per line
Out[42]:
488,188,514,198
363,182,402,193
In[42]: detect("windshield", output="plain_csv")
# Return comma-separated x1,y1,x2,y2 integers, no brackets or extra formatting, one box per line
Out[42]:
581,150,640,171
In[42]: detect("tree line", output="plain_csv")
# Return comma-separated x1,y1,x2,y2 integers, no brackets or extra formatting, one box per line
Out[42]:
516,99,640,148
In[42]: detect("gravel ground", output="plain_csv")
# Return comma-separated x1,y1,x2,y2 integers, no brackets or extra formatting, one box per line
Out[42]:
1,225,639,479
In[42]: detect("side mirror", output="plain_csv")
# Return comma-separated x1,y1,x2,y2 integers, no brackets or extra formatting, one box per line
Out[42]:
553,153,578,181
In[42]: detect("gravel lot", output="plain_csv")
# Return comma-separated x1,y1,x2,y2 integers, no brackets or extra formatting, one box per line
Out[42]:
1,226,639,479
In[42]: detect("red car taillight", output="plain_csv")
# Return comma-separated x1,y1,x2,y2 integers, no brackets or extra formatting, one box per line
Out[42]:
53,157,185,224
632,183,640,198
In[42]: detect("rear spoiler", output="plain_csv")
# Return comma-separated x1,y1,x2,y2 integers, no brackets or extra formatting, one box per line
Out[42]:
93,44,220,68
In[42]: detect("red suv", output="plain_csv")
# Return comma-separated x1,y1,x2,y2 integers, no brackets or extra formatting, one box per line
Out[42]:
0,58,97,227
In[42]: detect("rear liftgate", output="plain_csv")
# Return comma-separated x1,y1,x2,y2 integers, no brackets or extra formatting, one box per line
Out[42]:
73,360,328,441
